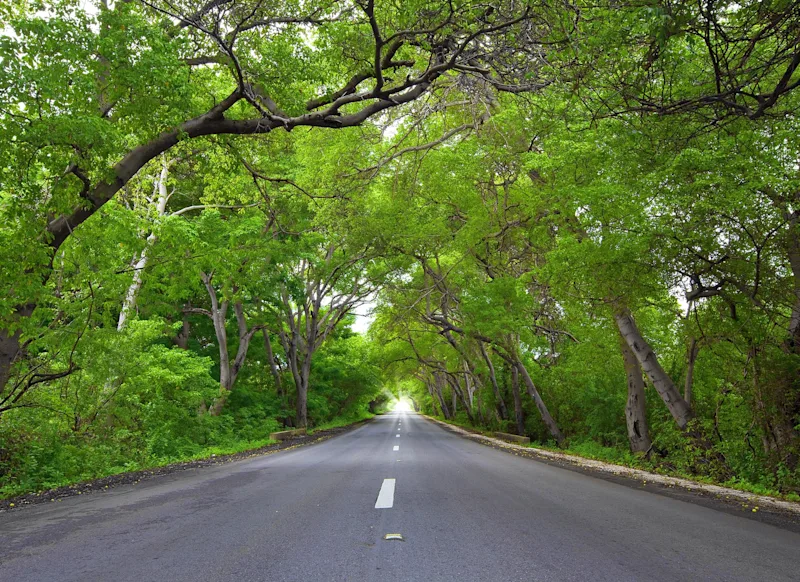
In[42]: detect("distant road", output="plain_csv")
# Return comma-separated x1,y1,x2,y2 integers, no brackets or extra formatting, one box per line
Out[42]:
1,412,798,581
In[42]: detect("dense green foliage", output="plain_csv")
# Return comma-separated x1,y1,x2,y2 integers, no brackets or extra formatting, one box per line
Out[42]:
1,0,799,498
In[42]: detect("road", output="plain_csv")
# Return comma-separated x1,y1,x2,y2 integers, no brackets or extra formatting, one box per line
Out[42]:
1,412,798,581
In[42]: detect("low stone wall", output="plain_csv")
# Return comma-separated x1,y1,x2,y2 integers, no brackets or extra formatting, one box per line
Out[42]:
269,428,307,441
493,431,531,445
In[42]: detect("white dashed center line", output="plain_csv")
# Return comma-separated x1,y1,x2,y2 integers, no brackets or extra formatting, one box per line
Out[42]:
375,479,396,509
393,445,399,451
396,434,400,438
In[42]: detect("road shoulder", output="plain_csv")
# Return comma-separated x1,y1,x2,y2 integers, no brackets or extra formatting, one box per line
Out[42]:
423,415,800,533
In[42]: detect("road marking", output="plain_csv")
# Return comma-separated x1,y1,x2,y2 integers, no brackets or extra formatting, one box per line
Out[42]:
375,478,396,509
396,434,400,438
383,533,404,541
393,445,399,451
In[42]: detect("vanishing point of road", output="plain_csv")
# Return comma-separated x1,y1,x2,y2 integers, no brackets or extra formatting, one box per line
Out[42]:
1,412,798,581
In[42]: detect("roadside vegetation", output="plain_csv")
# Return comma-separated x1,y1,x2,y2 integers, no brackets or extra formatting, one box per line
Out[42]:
1,0,799,500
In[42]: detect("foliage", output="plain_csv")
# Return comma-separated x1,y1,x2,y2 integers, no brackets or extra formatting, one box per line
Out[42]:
2,0,800,500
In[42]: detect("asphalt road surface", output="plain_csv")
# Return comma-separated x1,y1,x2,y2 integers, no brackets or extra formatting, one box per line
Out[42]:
1,412,798,581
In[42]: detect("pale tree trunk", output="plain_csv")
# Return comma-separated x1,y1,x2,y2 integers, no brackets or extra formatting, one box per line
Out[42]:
434,372,451,419
614,307,694,429
462,360,476,411
619,333,651,454
117,160,170,331
263,329,285,406
511,365,525,435
447,373,473,422
424,377,440,416
479,341,508,420
191,274,260,416
684,337,700,406
514,358,565,446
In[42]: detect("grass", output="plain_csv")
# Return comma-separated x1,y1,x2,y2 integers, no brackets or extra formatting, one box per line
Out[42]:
308,410,376,433
1,415,374,501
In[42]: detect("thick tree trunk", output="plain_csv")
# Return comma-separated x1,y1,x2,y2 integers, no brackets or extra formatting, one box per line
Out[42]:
0,328,22,397
0,305,35,403
295,354,312,428
785,206,800,354
480,342,508,420
684,337,700,406
614,307,694,429
511,365,525,435
174,312,190,349
199,276,258,417
514,359,565,446
263,329,285,405
434,372,451,419
619,333,651,454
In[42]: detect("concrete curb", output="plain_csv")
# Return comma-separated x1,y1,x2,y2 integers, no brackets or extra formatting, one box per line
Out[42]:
423,415,800,516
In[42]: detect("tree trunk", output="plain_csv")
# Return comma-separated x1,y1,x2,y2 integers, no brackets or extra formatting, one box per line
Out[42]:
200,277,258,417
480,342,508,420
295,354,312,428
447,373,474,423
514,359,565,446
117,241,151,331
0,305,35,406
0,329,22,397
263,328,285,405
684,337,700,406
425,379,440,416
619,333,651,454
614,307,694,429
117,159,170,331
511,365,525,435
434,372,451,419
174,312,190,349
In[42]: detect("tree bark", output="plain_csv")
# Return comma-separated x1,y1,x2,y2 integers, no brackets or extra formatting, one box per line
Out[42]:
514,358,565,446
194,274,260,416
434,372,451,419
0,329,22,397
684,337,700,406
447,373,473,423
619,333,651,454
511,365,525,435
0,305,35,411
614,307,694,429
263,328,285,405
480,341,508,420
174,312,190,349
295,354,312,428
117,160,170,331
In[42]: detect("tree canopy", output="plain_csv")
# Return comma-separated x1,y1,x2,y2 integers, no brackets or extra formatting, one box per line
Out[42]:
1,0,799,500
